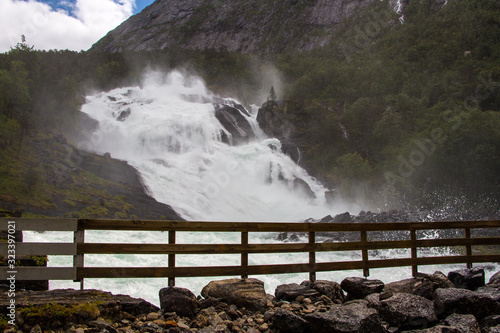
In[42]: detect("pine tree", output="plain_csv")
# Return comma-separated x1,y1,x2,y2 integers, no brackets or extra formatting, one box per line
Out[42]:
267,86,277,104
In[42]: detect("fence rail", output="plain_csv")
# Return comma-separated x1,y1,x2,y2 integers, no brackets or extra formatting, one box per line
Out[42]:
1,218,500,287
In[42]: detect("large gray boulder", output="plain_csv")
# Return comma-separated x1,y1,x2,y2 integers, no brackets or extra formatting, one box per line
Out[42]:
305,300,385,333
214,104,255,145
201,278,268,311
443,313,480,333
376,293,437,330
477,271,500,301
275,283,321,302
301,280,345,304
340,277,384,299
272,308,309,333
434,288,500,320
159,287,198,318
447,268,485,291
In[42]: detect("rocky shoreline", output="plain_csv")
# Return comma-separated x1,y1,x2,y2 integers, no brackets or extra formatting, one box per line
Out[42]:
2,267,500,333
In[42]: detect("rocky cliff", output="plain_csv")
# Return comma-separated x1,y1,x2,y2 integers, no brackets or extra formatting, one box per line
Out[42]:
90,0,382,53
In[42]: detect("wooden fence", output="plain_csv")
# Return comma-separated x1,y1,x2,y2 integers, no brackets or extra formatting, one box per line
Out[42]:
1,218,500,288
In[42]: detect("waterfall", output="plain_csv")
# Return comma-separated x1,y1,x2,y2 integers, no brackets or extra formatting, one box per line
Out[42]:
394,0,405,24
80,71,351,222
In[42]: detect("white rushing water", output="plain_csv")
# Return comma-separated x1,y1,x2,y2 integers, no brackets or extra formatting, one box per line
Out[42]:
24,71,497,306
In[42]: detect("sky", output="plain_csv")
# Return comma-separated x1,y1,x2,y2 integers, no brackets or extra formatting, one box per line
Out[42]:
0,0,155,53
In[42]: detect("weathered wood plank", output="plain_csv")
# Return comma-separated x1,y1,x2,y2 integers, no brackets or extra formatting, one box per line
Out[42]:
0,218,77,231
76,237,500,255
0,243,75,256
77,254,500,279
77,219,500,232
0,267,75,280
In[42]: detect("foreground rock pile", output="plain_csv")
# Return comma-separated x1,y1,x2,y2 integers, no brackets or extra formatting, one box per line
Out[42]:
2,268,500,333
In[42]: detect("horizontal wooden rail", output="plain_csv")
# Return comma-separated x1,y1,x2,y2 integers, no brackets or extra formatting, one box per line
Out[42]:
0,218,499,285
77,237,500,254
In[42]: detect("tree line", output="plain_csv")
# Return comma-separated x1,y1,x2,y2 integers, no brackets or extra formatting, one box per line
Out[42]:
0,0,498,212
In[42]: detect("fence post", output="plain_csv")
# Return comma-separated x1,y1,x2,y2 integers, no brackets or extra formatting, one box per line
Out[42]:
241,231,248,279
361,230,369,278
168,230,176,287
411,229,418,277
465,228,472,269
309,231,316,282
74,221,84,290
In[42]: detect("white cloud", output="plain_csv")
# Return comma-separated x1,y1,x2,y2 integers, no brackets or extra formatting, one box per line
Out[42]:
0,0,135,52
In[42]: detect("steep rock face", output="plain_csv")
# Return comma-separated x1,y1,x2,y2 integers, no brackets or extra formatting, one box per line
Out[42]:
90,0,379,53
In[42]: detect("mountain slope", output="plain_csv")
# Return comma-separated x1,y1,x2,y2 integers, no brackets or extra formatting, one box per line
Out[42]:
90,0,382,53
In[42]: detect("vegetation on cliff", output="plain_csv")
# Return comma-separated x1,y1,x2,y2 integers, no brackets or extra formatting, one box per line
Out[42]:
0,0,498,215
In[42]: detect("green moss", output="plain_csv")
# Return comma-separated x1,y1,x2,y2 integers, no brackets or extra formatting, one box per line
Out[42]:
0,314,8,331
19,302,100,328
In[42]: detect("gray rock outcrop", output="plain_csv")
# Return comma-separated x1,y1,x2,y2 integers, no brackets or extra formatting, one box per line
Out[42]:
90,0,383,54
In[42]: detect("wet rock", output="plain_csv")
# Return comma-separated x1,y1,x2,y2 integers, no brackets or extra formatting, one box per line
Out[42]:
275,283,321,302
305,299,385,333
116,108,131,121
159,287,198,318
292,177,316,199
341,277,385,299
214,104,255,145
301,280,345,304
447,268,485,290
434,288,500,320
201,278,267,311
333,212,352,223
272,308,309,333
376,293,437,330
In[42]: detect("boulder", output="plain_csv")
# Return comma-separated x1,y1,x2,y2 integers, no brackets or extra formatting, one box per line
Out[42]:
476,286,500,301
301,280,345,304
376,293,437,330
443,313,480,333
275,283,321,302
384,277,431,295
0,289,158,317
272,308,309,333
116,108,131,121
384,272,455,300
488,271,500,287
477,271,500,301
417,271,456,290
340,277,384,299
481,315,500,332
291,177,316,199
159,287,198,318
447,267,485,290
333,212,353,223
201,278,267,311
214,104,255,145
305,300,385,333
434,288,500,320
